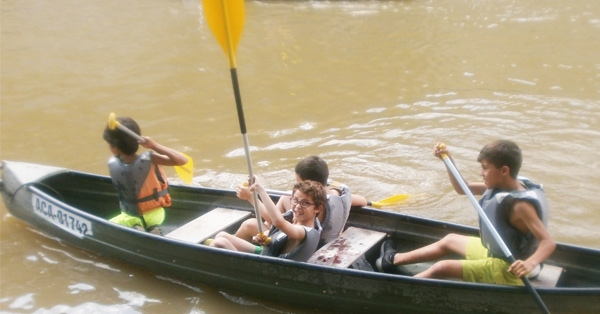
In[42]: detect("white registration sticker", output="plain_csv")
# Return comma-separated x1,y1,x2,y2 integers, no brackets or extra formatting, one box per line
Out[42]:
31,194,93,238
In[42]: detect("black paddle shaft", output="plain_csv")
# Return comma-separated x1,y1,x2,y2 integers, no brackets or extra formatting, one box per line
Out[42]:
506,255,551,314
228,66,263,233
230,68,247,134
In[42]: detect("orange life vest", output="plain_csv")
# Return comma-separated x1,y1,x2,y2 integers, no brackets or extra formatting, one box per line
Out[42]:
108,151,171,216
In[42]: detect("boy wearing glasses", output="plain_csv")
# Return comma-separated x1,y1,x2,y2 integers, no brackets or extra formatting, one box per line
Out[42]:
210,179,326,262
234,156,354,248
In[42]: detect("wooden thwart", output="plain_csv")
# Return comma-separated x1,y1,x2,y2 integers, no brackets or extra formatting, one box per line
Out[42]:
308,226,386,268
165,207,251,243
531,264,563,288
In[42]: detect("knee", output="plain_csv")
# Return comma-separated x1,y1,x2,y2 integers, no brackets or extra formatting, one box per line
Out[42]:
210,234,229,248
439,233,463,248
428,261,447,275
238,219,255,231
214,231,229,239
420,261,451,279
235,218,258,240
441,233,460,242
418,260,462,280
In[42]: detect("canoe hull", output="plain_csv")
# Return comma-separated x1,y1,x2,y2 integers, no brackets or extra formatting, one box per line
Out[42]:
2,161,599,313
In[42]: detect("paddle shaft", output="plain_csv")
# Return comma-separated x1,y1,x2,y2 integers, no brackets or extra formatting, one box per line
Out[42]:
215,0,262,234
440,153,550,314
265,189,407,209
115,123,146,144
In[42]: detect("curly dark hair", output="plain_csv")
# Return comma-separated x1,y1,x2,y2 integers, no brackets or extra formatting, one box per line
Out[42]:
292,180,327,209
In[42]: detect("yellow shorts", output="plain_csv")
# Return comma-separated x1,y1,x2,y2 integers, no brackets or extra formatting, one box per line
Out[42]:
110,208,165,229
461,237,523,286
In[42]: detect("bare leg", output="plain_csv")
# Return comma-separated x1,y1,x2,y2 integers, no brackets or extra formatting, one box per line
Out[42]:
235,218,260,242
211,231,256,253
394,233,469,265
415,260,464,279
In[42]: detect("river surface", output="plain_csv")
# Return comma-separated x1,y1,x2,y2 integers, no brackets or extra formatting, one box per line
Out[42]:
1,0,599,313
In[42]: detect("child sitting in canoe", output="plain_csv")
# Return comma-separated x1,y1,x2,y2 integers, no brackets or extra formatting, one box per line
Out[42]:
234,155,356,249
377,140,556,285
102,116,188,235
210,178,325,262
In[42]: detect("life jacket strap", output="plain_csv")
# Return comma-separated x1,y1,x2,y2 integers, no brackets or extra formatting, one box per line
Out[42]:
137,187,169,203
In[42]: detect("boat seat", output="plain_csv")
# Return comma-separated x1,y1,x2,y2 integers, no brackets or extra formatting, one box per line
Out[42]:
307,226,386,268
165,207,251,243
530,264,563,288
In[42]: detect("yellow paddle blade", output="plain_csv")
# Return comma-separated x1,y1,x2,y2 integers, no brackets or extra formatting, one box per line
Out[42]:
370,194,409,208
202,0,244,66
108,112,118,130
174,153,194,184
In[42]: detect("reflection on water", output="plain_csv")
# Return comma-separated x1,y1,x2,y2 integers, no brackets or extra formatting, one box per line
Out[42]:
1,0,599,313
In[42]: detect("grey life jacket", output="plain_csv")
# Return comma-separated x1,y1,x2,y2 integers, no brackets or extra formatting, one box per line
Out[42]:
108,151,171,216
262,210,322,262
479,177,549,260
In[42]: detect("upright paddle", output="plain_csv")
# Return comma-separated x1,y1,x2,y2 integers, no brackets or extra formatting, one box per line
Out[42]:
107,113,194,184
438,144,550,314
202,0,264,235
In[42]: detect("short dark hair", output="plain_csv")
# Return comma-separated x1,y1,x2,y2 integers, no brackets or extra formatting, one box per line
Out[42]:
103,117,140,155
477,140,522,179
293,180,327,209
294,156,329,186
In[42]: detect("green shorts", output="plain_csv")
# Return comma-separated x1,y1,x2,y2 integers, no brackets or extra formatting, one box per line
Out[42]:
110,207,165,229
461,237,523,286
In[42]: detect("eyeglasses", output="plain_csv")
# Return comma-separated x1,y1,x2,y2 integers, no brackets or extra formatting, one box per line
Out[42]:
290,197,315,209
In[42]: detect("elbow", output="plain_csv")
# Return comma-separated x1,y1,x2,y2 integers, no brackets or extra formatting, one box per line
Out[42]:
549,239,557,252
542,238,557,256
177,155,188,166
